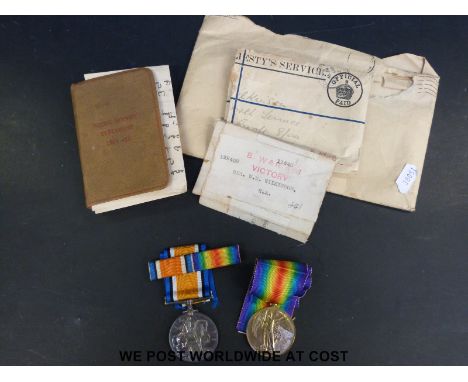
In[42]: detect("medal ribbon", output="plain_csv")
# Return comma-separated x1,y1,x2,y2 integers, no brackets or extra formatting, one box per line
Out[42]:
154,243,218,308
236,259,312,333
151,245,241,279
148,244,240,308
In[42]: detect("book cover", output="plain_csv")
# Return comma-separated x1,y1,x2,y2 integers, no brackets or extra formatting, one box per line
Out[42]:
71,68,169,208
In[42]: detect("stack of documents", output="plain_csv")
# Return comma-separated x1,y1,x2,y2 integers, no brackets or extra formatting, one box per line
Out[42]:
183,16,439,242
194,121,335,242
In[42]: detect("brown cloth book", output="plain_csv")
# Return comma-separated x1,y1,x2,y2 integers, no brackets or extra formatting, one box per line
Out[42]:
71,68,169,209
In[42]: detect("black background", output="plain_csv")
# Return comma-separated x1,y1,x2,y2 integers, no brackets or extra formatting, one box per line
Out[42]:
0,16,467,365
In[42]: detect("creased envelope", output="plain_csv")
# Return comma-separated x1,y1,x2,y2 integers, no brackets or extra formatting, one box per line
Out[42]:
226,48,373,173
177,16,439,211
194,121,335,242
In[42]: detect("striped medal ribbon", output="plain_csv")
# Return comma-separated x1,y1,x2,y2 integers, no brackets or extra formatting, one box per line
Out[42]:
150,245,241,280
237,259,312,354
153,244,214,308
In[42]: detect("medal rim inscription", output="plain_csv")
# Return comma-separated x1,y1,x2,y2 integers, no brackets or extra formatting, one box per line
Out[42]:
246,305,296,355
168,309,219,362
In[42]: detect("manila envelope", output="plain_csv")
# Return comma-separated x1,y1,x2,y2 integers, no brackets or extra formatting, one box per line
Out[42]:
225,48,374,173
177,16,439,211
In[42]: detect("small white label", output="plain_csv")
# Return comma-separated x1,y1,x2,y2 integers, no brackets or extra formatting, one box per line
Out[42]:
203,133,335,221
396,164,418,194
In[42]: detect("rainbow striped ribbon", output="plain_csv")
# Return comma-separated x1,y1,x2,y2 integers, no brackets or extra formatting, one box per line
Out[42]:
237,259,312,333
150,245,241,280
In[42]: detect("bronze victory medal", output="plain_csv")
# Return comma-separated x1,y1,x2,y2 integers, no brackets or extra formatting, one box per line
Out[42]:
246,305,296,355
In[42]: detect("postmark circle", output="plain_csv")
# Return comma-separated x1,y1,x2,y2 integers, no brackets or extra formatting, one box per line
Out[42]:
327,72,363,108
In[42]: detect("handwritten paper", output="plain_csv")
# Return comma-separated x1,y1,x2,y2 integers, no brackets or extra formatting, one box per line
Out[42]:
225,49,373,173
84,66,186,213
195,121,335,242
